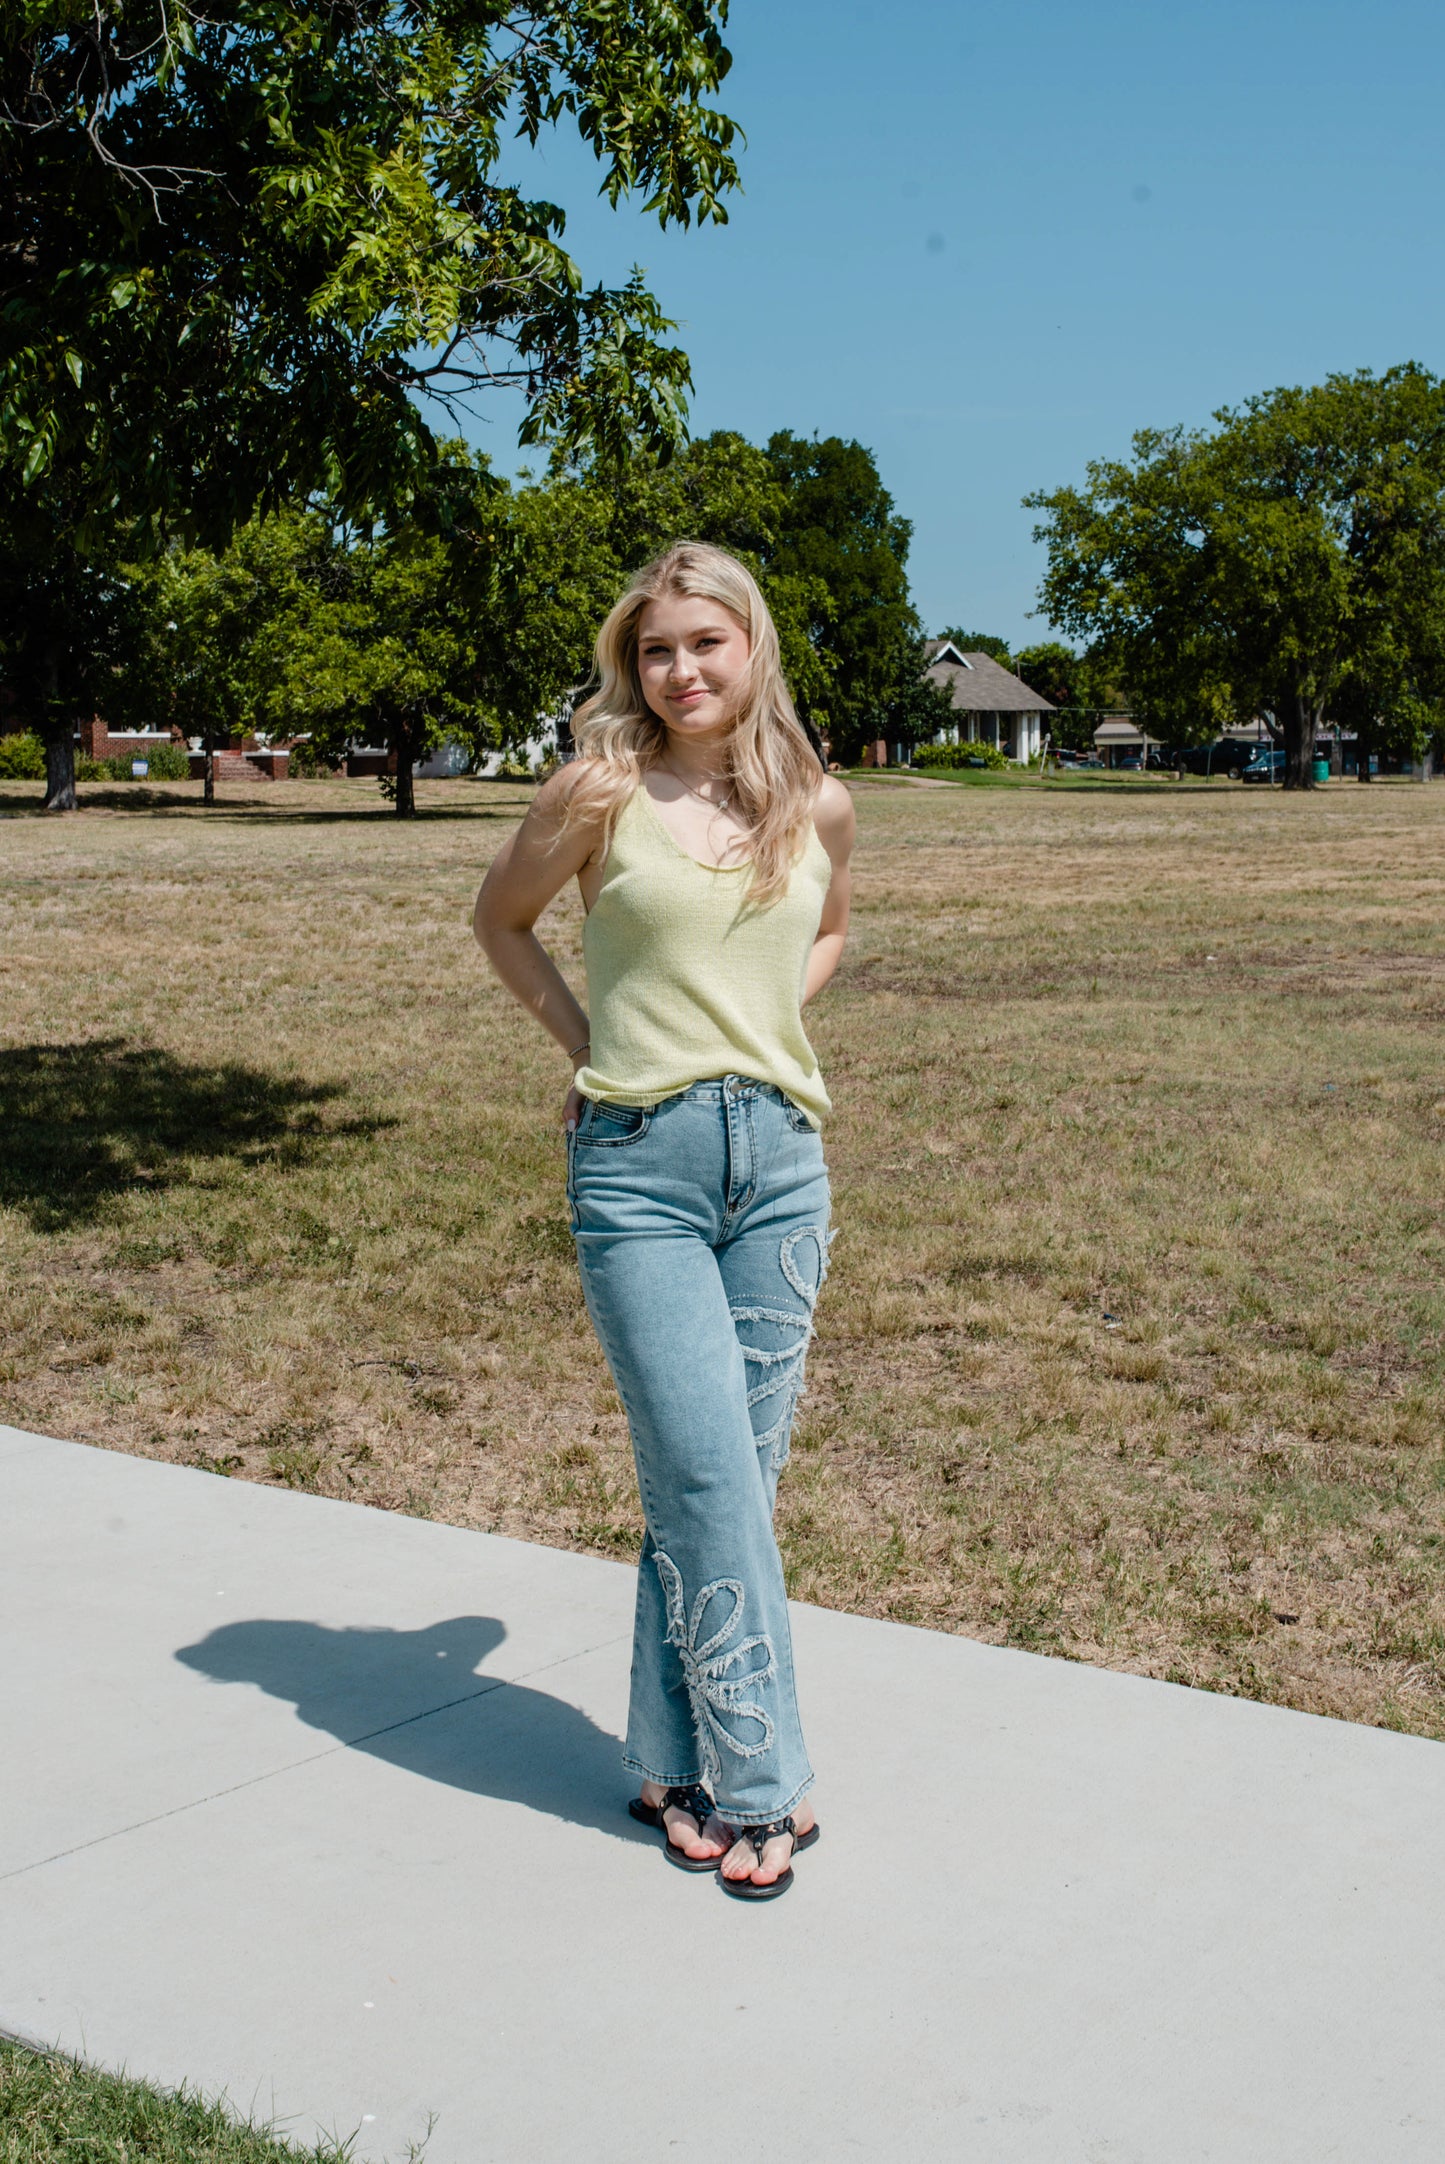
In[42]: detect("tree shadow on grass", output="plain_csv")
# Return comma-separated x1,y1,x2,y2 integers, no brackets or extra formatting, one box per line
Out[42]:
0,1038,392,1233
0,786,527,823
179,801,526,824
175,1613,649,1846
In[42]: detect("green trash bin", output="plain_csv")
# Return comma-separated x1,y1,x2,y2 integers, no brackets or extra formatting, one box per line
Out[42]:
1313,755,1330,783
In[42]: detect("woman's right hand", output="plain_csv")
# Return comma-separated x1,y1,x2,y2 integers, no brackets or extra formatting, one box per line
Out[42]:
564,1042,589,1134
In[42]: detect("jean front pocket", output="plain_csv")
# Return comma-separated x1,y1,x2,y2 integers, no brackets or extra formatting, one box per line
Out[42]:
575,1099,653,1148
565,1124,580,1234
783,1096,816,1135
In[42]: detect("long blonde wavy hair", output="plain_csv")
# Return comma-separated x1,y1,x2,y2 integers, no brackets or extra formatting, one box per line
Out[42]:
567,542,822,905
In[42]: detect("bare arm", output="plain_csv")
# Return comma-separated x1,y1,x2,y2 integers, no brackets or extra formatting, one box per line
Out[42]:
802,775,855,1005
473,768,604,1117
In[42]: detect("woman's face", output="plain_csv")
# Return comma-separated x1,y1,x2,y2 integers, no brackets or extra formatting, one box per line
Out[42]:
635,591,751,751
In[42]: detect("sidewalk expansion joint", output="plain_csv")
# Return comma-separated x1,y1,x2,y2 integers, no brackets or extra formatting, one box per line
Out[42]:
0,1628,631,1887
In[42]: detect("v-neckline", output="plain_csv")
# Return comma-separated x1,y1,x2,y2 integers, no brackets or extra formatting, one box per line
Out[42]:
636,779,752,873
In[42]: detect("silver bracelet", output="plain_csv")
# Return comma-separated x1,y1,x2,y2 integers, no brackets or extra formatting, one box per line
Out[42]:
567,1038,591,1061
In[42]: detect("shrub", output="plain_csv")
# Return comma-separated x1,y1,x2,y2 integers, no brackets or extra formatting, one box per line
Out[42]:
0,732,191,782
913,738,1012,772
75,744,193,781
124,742,191,780
0,730,46,779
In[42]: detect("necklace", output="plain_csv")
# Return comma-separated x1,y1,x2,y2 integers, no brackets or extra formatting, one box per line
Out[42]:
663,758,733,814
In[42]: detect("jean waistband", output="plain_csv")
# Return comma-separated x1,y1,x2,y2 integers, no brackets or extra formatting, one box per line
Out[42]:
667,1077,794,1106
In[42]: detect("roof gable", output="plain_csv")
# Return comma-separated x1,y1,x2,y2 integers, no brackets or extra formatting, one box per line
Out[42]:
923,637,973,669
923,646,1055,713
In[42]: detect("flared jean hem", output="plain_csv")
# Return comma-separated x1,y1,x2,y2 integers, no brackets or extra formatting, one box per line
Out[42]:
621,1753,816,1821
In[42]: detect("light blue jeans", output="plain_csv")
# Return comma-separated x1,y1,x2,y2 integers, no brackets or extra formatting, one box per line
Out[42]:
567,1077,832,1823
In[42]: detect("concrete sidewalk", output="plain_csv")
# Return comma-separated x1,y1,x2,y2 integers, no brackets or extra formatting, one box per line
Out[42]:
3,1424,1442,2162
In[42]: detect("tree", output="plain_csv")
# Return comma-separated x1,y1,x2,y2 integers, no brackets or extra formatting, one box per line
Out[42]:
217,451,515,814
875,630,956,755
110,450,497,813
259,528,488,817
940,628,1013,664
764,433,918,758
0,476,146,804
1011,639,1127,752
2,0,740,804
485,473,623,759
113,518,314,801
1027,366,1445,789
1331,636,1445,781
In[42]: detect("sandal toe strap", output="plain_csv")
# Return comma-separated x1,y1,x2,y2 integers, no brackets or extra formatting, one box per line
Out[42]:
742,1814,796,1857
662,1783,714,1831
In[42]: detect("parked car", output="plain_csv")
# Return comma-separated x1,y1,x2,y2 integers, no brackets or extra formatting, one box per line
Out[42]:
1173,739,1257,777
1241,748,1287,783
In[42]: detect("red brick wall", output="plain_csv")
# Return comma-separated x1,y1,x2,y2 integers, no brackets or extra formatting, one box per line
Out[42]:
81,720,188,757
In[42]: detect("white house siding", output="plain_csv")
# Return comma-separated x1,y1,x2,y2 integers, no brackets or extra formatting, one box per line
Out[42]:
932,710,1043,763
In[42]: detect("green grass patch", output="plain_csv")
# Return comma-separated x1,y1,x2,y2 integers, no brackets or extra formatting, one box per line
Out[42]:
0,2039,373,2163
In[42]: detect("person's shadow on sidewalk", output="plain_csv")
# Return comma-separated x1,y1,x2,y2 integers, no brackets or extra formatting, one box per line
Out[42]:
175,1614,651,1845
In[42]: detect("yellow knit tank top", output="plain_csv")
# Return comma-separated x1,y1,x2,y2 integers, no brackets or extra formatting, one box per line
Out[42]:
575,785,832,1129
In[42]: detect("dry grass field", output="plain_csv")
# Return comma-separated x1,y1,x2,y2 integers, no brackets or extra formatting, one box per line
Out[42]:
3,769,1443,1737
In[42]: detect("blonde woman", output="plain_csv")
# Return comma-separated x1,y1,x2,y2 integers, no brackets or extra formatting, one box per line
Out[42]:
474,542,853,1899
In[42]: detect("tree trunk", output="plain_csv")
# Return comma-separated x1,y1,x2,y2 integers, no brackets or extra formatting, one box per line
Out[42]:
1282,695,1322,791
393,726,417,817
203,734,216,804
39,641,77,811
1355,716,1373,782
42,727,78,811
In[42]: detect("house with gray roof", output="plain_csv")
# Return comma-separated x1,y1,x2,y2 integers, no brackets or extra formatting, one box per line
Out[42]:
923,639,1055,764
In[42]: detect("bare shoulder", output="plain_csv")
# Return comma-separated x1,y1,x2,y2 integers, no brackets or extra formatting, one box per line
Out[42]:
523,758,611,842
811,774,856,858
532,757,602,818
480,760,613,906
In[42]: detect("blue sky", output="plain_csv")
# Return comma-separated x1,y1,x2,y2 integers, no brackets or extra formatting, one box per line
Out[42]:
466,0,1445,646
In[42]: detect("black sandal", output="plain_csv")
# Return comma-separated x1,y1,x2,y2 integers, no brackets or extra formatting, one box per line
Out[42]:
627,1783,724,1872
717,1815,821,1901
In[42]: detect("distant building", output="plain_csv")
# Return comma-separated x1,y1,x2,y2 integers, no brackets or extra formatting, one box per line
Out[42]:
1092,715,1156,767
81,718,184,761
922,640,1054,763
